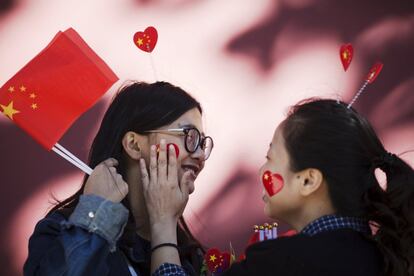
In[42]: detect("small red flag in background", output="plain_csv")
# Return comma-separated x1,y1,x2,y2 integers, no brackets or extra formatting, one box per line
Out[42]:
0,28,118,150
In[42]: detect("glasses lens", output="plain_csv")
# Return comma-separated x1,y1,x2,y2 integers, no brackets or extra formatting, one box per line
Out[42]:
202,137,213,160
185,128,200,152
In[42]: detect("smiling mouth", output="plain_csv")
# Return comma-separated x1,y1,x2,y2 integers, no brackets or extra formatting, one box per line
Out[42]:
181,164,200,177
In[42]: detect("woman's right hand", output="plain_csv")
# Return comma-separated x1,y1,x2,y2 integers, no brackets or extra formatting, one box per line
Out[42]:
140,140,193,226
84,158,129,203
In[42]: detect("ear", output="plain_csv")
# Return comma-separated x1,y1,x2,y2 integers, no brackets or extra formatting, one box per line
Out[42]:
295,168,324,197
122,131,144,160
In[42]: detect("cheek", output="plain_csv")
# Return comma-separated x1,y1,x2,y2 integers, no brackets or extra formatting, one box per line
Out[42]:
262,170,285,197
155,143,180,158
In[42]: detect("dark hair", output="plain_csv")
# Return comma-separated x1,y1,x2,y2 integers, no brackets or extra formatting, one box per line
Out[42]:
49,81,204,272
282,98,414,275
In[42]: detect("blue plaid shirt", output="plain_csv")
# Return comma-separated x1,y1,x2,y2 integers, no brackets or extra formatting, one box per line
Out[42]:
153,263,188,276
301,214,371,236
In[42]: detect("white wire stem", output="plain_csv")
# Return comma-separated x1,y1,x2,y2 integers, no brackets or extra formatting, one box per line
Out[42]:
55,143,92,173
147,44,159,81
347,80,369,109
52,146,92,175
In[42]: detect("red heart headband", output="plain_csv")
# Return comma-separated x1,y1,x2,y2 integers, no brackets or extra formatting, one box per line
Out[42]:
133,26,158,53
133,26,159,80
339,43,383,108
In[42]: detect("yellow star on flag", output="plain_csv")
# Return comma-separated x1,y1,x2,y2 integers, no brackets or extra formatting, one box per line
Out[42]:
209,254,217,262
8,86,15,93
20,85,27,92
137,38,144,46
1,101,20,120
30,93,37,99
31,103,38,110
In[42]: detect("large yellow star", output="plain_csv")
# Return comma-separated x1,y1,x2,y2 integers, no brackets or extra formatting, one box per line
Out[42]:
1,101,20,120
137,38,144,46
209,254,217,262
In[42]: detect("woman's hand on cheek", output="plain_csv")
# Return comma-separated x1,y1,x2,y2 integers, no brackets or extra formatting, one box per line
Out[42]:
140,140,192,226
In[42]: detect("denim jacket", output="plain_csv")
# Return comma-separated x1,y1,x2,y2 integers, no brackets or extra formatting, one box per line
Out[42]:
23,194,197,276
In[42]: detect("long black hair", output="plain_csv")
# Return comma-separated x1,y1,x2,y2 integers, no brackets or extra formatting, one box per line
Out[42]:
49,81,204,272
282,98,414,276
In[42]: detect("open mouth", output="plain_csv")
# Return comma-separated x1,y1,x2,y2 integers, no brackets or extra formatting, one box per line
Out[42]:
181,164,200,179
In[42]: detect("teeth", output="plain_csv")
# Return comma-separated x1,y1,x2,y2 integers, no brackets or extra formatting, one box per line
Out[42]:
182,166,198,178
182,166,198,174
183,168,195,173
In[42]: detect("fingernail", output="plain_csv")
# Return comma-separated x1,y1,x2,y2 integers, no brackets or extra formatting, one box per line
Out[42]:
168,143,179,158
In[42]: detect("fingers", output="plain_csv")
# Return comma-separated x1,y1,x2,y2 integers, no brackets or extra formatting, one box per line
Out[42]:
102,158,118,167
140,158,150,190
149,145,158,185
102,158,127,199
158,140,167,181
115,175,129,199
168,144,178,182
104,163,127,198
179,170,192,200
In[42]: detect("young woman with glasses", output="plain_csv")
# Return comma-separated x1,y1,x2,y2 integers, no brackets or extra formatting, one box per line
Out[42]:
24,81,214,276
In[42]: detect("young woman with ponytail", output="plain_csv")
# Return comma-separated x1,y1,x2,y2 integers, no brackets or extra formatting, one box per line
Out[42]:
143,98,414,275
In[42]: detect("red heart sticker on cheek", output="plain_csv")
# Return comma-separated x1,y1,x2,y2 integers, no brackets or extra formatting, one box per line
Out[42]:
262,170,284,197
156,143,179,158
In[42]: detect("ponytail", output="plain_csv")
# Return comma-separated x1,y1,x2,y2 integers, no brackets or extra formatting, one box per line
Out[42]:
364,152,414,275
281,99,414,275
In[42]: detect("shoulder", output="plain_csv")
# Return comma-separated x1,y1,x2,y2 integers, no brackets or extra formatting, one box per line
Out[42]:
31,209,71,236
248,229,380,259
236,230,382,276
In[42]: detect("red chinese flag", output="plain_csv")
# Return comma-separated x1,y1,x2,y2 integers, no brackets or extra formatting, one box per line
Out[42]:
0,28,118,150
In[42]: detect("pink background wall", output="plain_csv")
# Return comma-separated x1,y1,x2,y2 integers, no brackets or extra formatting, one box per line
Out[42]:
0,0,413,275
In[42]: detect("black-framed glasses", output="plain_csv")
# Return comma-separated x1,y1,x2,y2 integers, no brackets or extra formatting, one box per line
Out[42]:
145,127,214,160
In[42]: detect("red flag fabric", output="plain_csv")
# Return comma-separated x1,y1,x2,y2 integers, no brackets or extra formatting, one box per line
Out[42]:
0,28,118,150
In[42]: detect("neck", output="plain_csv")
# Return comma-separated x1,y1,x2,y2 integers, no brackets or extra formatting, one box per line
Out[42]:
289,197,336,232
126,162,151,241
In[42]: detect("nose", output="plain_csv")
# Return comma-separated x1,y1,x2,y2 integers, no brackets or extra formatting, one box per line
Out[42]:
258,165,265,176
190,144,205,160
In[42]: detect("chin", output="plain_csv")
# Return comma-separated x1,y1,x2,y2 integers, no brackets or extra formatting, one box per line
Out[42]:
264,204,271,218
264,204,281,220
178,169,196,195
188,181,195,194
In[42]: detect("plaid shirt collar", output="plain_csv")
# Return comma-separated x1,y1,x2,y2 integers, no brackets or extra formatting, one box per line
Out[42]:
301,214,371,236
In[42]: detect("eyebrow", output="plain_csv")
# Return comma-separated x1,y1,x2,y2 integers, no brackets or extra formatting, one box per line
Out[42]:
179,123,205,136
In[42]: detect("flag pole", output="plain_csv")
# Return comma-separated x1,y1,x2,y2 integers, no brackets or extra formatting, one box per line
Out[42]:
55,143,92,173
52,145,92,175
